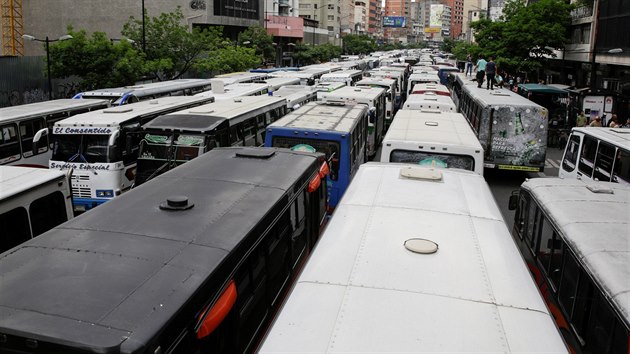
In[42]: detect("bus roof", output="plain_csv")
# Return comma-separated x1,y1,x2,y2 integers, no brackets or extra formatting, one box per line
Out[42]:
271,86,317,105
356,78,396,88
320,69,363,79
518,83,569,95
262,77,301,90
213,71,269,84
268,101,367,133
260,164,567,353
384,110,483,150
319,86,386,102
520,177,630,326
452,73,547,108
0,147,323,353
0,166,67,201
54,96,213,129
77,79,213,98
569,127,630,148
410,83,450,94
403,92,456,110
312,81,346,92
0,98,110,123
198,82,270,101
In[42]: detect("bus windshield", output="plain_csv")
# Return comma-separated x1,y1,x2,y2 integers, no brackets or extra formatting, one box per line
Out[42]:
136,133,204,184
389,150,475,171
272,136,340,180
52,135,110,163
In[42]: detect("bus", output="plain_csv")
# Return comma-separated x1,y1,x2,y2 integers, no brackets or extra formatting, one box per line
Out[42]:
517,84,569,126
450,72,548,172
260,77,301,92
381,110,484,175
432,65,461,85
409,83,450,96
195,80,271,101
559,127,630,184
313,82,346,99
73,79,214,105
49,96,214,212
355,77,398,125
319,69,363,86
406,71,441,97
366,69,405,108
134,96,288,186
259,163,568,354
318,86,387,158
265,101,369,210
508,177,629,354
0,99,110,168
0,166,73,253
379,66,410,101
402,91,457,112
270,67,337,86
270,85,317,111
0,146,329,354
213,71,269,85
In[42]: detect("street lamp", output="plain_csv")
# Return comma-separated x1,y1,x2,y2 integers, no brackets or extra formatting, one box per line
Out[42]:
141,0,146,52
22,34,73,100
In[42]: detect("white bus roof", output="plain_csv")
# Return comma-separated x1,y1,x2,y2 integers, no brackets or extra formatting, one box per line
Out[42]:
54,96,212,130
0,99,110,123
78,79,213,98
262,77,301,90
319,86,386,103
312,81,346,92
356,78,396,89
213,71,269,85
410,83,450,94
453,73,545,108
260,164,568,353
520,177,630,326
269,101,366,133
319,69,363,81
408,72,440,82
271,86,317,107
197,83,269,101
385,110,483,151
403,92,457,111
568,127,630,149
0,166,67,201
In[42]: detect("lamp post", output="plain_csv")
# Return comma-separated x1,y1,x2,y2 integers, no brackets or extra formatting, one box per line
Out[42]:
141,0,146,52
22,34,73,100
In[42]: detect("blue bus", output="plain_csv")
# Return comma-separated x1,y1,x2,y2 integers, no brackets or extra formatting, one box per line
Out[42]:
265,101,369,211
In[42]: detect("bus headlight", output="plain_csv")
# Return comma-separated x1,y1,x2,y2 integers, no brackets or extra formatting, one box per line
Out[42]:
96,190,115,198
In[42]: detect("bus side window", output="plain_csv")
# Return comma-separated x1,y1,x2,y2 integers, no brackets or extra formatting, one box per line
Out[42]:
561,135,581,172
29,191,69,237
525,199,541,251
578,136,597,178
0,207,31,252
585,292,625,353
612,149,630,184
514,192,530,239
593,142,615,182
557,251,579,323
0,123,21,163
19,118,47,157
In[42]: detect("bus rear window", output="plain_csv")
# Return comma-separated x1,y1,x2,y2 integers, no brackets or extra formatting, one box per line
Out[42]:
271,136,340,181
390,150,475,171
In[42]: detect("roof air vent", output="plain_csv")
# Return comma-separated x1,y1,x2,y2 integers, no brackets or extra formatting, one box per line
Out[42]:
586,185,614,194
160,196,194,211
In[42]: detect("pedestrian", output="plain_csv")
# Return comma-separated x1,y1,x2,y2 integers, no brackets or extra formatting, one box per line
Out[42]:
575,110,587,127
474,56,487,88
465,54,473,76
622,118,630,128
495,72,504,88
485,57,496,90
508,76,514,91
589,116,602,127
608,114,620,128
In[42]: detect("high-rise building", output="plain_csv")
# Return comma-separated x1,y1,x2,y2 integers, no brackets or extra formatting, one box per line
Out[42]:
444,0,464,39
368,0,383,38
384,0,411,43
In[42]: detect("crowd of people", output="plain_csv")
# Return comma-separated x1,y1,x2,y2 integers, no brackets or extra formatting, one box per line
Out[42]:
575,111,630,128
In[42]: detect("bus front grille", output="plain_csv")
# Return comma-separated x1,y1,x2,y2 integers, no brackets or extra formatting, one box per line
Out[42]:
72,187,92,198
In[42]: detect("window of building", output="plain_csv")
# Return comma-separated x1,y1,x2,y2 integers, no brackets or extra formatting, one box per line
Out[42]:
299,3,311,9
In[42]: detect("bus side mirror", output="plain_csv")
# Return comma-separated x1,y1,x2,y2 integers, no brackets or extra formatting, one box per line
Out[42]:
32,128,48,154
125,135,133,155
508,192,519,210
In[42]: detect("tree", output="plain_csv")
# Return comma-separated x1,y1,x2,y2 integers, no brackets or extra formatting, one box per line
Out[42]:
451,41,482,61
342,35,376,55
471,0,573,76
291,44,342,66
238,26,275,64
122,7,224,80
48,27,145,91
193,46,261,74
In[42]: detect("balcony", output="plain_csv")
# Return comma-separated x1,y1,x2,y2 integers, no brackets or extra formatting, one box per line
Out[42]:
571,5,593,21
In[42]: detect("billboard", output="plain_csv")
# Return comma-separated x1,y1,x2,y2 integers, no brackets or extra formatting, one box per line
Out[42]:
429,4,444,28
383,16,406,28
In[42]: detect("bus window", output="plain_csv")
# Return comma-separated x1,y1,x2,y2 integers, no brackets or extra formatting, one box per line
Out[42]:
537,216,555,275
585,292,618,353
525,200,540,251
578,136,598,178
562,135,580,172
549,236,565,290
613,149,630,184
29,191,69,237
19,118,47,157
557,251,579,319
571,270,594,338
0,207,31,252
593,142,615,182
1,124,20,162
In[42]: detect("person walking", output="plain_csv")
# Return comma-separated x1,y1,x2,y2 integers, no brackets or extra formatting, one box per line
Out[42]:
608,114,620,128
465,54,473,76
486,57,496,90
589,116,602,127
576,110,587,127
474,56,487,88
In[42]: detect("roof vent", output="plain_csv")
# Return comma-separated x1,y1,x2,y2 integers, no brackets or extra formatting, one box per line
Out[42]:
400,166,443,181
586,184,614,194
233,97,243,103
103,107,133,113
235,148,276,159
425,121,439,126
149,100,159,104
404,238,439,254
160,196,194,211
611,128,630,134
190,108,215,114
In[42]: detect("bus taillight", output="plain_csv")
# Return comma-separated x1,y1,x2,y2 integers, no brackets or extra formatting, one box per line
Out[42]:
196,280,237,339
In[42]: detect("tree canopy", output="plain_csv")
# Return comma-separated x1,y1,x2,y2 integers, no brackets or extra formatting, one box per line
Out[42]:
471,0,574,76
237,26,276,64
342,35,377,55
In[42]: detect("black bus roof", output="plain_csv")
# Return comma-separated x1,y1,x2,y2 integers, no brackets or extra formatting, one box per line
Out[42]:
0,147,322,353
141,114,227,133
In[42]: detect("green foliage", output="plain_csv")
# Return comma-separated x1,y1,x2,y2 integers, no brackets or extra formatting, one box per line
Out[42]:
471,0,574,76
194,46,261,73
292,43,342,66
238,26,275,63
440,38,456,53
48,26,145,91
342,35,377,55
451,41,482,61
122,6,224,80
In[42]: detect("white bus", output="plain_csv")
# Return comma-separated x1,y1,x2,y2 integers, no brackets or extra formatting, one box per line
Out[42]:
559,127,630,184
0,166,73,254
270,85,317,111
49,95,213,212
270,67,337,86
0,99,110,168
213,71,269,85
509,177,630,354
381,110,484,175
355,77,398,125
406,71,441,97
134,96,288,186
260,77,301,92
313,81,347,100
318,86,387,158
319,69,363,86
402,91,457,112
73,79,214,105
366,69,405,107
409,82,450,96
195,80,271,101
259,163,568,354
